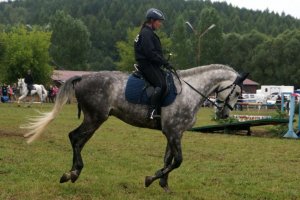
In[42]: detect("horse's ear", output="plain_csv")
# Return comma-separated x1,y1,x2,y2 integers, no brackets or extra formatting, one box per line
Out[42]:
234,72,249,85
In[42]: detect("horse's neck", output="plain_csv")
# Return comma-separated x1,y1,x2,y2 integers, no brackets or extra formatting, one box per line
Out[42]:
179,66,237,95
22,82,27,87
21,82,28,93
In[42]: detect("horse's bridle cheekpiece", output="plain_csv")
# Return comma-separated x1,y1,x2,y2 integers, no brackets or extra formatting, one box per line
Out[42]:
215,72,249,111
215,83,238,111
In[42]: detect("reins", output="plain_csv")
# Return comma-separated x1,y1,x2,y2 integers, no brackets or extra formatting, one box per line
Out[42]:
167,66,236,111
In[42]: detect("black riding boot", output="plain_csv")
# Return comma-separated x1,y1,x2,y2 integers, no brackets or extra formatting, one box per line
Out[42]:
149,87,162,119
27,89,31,96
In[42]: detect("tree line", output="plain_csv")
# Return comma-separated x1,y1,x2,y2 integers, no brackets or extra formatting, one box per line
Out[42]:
0,0,300,87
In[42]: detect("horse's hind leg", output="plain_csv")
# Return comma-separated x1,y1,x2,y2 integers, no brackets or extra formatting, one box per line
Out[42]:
60,115,106,183
27,95,35,107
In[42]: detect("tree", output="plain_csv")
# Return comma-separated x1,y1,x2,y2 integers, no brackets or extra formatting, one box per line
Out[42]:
116,27,139,72
197,7,223,65
171,15,196,69
0,25,52,84
220,33,242,68
248,30,300,86
50,10,91,70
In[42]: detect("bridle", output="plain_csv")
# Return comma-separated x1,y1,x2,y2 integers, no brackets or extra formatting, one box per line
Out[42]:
169,66,240,111
17,80,25,91
215,83,240,111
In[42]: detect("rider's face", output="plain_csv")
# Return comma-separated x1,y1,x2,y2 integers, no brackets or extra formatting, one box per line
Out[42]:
152,20,163,30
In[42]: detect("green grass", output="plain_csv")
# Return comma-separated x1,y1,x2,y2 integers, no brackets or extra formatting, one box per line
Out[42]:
1,103,300,199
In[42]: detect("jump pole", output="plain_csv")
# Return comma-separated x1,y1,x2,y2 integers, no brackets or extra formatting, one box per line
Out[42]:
283,94,298,138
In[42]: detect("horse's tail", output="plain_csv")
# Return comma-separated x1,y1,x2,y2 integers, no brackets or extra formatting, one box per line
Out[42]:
41,85,47,95
40,85,48,101
22,76,82,143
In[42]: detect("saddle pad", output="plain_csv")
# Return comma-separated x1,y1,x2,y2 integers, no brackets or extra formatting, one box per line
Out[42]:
125,73,177,107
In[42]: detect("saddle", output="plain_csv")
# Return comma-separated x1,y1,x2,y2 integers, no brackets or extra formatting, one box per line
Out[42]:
125,65,177,107
27,84,35,90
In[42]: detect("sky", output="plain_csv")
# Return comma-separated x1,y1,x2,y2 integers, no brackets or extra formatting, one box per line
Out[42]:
211,0,300,19
0,0,299,19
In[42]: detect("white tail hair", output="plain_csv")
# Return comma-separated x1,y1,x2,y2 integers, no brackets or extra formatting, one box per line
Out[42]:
21,76,82,143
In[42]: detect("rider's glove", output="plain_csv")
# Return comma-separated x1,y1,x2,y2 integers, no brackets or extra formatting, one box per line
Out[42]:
164,62,173,69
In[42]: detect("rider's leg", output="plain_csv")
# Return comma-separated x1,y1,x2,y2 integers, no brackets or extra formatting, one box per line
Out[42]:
27,85,32,96
137,62,167,119
149,87,162,119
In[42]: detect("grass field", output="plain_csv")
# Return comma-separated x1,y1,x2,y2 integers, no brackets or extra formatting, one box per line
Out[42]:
1,103,300,199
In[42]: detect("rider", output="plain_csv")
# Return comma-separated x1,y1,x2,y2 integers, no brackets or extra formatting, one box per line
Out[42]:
24,69,34,96
134,8,172,119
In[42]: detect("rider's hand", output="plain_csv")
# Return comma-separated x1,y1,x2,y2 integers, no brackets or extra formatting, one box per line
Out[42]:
164,62,173,69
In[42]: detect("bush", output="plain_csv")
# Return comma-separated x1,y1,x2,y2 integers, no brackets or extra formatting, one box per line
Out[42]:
268,109,289,137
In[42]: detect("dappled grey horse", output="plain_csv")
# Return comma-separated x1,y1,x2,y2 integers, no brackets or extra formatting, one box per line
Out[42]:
23,64,247,192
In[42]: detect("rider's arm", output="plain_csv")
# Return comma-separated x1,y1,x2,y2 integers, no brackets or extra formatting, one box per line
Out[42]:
140,30,168,66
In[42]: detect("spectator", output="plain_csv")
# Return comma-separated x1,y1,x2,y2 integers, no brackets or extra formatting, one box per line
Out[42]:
7,85,13,101
47,85,54,103
275,95,281,109
2,83,8,96
52,85,59,102
1,83,9,103
12,83,18,101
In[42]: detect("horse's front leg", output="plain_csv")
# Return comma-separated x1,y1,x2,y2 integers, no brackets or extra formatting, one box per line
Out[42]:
17,95,26,106
145,133,183,192
158,142,173,192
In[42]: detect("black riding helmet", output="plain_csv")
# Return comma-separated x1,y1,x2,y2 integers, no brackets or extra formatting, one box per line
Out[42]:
146,8,165,20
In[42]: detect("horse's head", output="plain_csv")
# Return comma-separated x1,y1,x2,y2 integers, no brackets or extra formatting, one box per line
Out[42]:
215,72,249,119
17,78,25,89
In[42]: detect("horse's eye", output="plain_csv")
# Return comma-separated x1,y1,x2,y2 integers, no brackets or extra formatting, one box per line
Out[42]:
236,92,240,97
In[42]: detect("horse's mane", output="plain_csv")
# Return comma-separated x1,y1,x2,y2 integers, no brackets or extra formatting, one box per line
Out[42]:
178,64,237,77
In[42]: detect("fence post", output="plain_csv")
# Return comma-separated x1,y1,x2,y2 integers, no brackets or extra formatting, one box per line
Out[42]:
298,99,300,134
281,94,285,112
283,95,298,138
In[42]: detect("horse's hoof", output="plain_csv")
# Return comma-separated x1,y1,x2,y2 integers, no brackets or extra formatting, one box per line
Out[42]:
70,170,79,183
60,172,71,183
159,178,167,187
162,185,171,193
145,176,155,187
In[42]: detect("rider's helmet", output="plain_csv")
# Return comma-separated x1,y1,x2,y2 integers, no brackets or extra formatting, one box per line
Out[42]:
146,8,165,21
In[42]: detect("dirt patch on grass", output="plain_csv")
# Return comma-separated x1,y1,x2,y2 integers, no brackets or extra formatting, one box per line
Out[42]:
0,129,23,138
